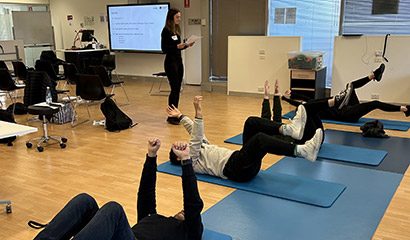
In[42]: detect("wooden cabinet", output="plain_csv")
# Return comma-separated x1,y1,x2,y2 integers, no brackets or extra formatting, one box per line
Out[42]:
290,66,326,100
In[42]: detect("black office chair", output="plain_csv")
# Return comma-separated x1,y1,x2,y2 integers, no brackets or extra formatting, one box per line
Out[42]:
101,54,118,80
26,105,67,152
92,65,129,105
35,60,66,88
40,50,64,74
0,60,9,70
12,61,28,83
62,63,79,93
72,74,114,127
0,69,25,116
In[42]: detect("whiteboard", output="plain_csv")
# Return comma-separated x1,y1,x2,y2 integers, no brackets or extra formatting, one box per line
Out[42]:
12,11,54,45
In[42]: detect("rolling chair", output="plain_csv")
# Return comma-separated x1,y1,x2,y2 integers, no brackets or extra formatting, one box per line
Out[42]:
0,69,25,116
25,105,67,152
92,65,129,105
71,74,114,127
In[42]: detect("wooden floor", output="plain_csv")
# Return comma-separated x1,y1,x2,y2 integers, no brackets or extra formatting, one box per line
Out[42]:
1,81,409,239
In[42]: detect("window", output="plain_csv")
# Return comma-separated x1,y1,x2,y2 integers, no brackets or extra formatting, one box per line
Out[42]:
342,0,410,35
268,0,341,87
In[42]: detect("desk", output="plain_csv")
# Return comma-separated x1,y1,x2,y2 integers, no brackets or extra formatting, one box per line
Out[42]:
0,120,37,213
0,120,37,139
59,49,109,74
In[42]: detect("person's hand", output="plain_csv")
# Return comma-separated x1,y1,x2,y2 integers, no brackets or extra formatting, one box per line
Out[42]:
186,42,195,47
274,79,280,95
172,141,190,160
166,105,182,118
193,96,202,112
264,80,270,99
177,43,186,49
284,89,291,97
147,137,161,157
193,96,202,118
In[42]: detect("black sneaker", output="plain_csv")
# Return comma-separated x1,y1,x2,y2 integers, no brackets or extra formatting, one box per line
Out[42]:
373,63,385,82
167,117,180,125
405,105,410,117
335,83,353,109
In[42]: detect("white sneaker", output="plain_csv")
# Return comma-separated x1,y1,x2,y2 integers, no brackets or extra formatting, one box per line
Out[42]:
287,105,307,140
300,128,323,162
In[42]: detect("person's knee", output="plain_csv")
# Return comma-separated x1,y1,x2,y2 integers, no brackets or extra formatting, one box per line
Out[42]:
73,193,98,210
245,116,260,127
101,201,125,217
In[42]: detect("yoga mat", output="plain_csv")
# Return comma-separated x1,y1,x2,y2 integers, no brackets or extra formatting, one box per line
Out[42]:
282,110,410,131
224,133,388,166
158,161,346,208
324,129,410,174
202,157,403,240
203,229,232,240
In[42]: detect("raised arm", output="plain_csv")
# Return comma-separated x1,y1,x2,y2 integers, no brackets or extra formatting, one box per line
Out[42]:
261,80,272,120
137,137,161,222
172,142,204,240
166,104,210,145
189,96,205,161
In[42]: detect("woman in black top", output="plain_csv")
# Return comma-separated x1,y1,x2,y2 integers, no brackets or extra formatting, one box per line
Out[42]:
161,8,194,125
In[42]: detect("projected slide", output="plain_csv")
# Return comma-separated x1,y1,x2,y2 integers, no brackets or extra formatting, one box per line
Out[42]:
107,4,169,52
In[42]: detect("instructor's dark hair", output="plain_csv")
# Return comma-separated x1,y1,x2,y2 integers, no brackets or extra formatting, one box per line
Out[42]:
169,148,181,165
165,8,181,35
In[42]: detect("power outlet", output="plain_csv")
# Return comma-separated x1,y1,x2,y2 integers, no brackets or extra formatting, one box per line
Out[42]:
371,93,379,100
374,57,383,63
258,86,264,92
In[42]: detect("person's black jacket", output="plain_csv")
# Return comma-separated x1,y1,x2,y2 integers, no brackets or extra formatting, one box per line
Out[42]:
132,155,204,240
161,28,186,58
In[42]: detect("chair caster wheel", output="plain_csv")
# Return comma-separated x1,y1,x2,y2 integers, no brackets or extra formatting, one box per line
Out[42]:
7,142,13,146
37,146,44,152
60,143,66,149
26,142,32,148
6,204,12,214
61,138,68,143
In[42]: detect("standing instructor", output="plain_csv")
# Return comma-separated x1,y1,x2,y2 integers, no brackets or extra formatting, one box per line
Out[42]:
161,8,194,125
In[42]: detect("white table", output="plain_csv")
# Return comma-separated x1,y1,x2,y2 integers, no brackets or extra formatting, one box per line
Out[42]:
0,120,37,213
0,120,37,139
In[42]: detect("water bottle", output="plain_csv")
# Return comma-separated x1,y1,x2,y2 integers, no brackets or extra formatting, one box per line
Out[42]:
46,86,52,105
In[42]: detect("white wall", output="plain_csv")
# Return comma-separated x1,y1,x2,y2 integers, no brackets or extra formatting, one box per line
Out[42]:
227,36,301,95
332,35,410,104
49,0,202,84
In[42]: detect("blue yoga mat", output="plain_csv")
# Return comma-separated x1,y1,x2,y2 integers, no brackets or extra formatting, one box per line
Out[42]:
224,133,387,166
203,229,232,240
324,129,410,174
202,157,403,240
158,161,346,208
282,110,410,131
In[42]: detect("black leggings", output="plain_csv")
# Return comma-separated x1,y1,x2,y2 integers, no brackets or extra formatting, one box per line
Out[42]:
164,55,183,108
223,117,296,182
284,76,401,123
340,76,400,122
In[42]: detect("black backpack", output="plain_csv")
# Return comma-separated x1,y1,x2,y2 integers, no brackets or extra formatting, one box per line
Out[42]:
100,97,137,132
360,120,389,138
0,110,17,146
